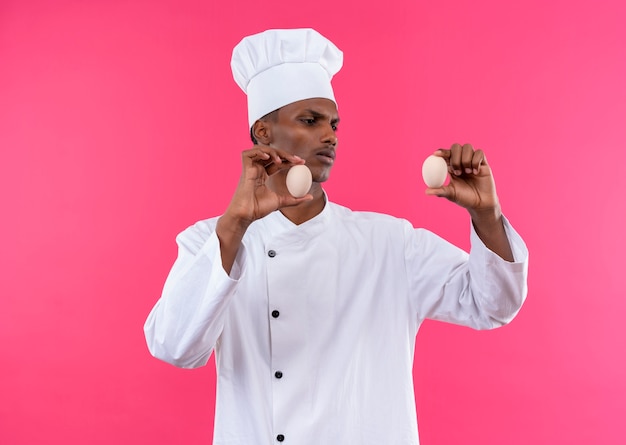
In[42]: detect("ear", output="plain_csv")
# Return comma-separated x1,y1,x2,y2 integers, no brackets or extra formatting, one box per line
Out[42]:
252,120,272,145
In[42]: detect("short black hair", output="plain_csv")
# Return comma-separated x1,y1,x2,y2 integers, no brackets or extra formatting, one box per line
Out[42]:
250,109,279,145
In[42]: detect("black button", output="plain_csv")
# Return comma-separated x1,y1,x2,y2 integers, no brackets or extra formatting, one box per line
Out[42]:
276,434,285,442
274,371,283,379
268,250,276,258
271,310,280,318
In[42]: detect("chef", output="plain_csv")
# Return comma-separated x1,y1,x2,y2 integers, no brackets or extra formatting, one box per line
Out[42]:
144,28,529,445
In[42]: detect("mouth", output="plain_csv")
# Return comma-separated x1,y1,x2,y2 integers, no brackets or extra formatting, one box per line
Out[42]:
315,148,336,164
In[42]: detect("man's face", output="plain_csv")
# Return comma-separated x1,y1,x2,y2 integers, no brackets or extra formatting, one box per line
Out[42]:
267,98,339,183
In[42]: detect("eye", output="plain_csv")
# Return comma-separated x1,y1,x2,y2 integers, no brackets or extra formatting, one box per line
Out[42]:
301,118,316,125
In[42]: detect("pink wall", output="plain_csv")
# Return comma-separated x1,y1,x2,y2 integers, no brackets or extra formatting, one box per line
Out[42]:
1,0,625,443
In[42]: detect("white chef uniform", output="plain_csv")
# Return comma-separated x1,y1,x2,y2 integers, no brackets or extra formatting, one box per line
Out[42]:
144,198,528,444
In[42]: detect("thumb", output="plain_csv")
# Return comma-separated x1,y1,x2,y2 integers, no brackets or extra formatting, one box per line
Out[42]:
425,184,455,201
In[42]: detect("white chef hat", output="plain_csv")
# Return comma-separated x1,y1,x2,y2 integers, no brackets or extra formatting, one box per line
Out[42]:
231,28,343,128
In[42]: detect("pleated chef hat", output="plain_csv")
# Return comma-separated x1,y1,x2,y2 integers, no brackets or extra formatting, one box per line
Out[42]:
231,28,343,128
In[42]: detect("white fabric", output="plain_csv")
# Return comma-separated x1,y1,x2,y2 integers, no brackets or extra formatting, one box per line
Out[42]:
231,28,343,128
144,199,528,445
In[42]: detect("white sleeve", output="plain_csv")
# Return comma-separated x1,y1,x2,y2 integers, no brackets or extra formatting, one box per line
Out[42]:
406,216,529,329
143,220,246,368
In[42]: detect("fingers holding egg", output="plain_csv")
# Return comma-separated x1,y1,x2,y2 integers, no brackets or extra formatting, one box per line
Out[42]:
446,143,485,176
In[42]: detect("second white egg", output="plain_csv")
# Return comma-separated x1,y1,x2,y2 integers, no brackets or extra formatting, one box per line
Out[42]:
421,155,448,188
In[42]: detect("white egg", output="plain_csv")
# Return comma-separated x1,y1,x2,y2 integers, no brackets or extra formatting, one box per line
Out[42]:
421,155,448,188
286,165,312,197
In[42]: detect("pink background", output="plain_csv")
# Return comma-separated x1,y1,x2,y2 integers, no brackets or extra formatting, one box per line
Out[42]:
2,0,625,443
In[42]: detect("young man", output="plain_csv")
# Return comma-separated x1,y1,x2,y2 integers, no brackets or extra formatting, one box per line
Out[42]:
144,28,528,445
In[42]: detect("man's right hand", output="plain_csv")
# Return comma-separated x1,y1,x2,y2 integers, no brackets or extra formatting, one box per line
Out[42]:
215,146,313,274
226,145,313,225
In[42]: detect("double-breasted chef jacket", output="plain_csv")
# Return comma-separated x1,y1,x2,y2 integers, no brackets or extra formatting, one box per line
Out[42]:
144,197,528,445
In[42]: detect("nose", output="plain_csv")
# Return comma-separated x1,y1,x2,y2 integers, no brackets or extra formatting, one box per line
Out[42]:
321,122,338,146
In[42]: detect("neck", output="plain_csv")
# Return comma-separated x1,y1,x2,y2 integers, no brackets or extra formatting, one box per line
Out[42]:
280,184,326,225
